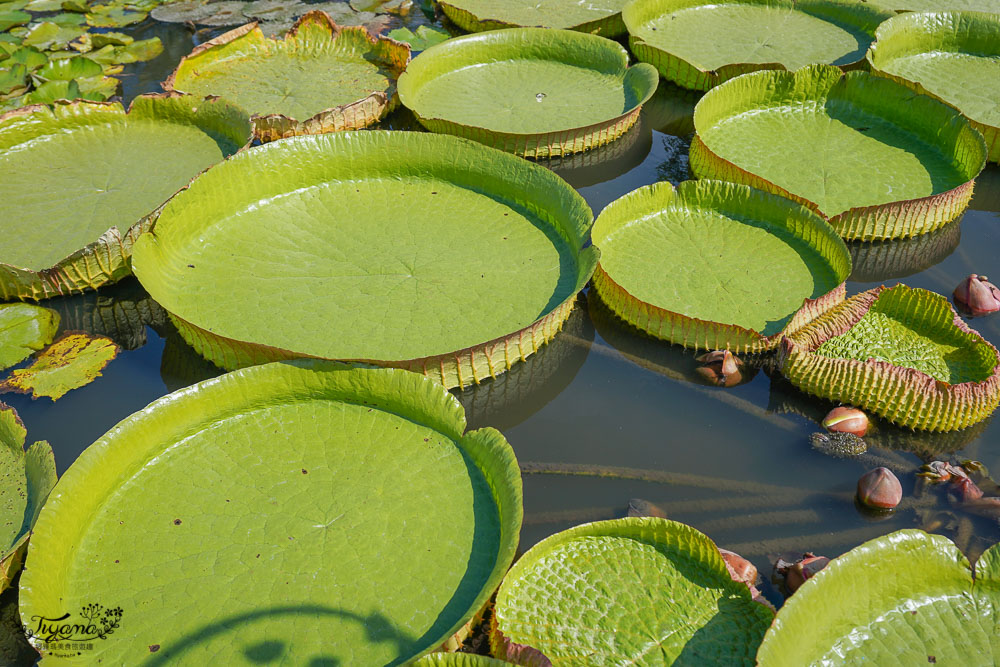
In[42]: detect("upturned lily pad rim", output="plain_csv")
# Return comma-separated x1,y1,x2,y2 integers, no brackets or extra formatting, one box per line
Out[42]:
163,11,412,142
591,179,851,353
19,360,523,663
756,529,1000,665
132,130,597,389
396,28,659,157
438,0,628,37
866,10,1000,163
623,0,894,91
690,64,988,240
491,517,774,664
0,93,252,301
778,284,1000,431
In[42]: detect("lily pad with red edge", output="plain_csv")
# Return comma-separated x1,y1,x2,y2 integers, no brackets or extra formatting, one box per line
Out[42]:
778,284,1000,431
163,11,410,141
438,0,628,37
690,64,988,240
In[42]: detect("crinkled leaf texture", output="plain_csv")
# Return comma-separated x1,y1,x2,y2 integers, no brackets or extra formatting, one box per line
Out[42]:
1,332,119,400
397,28,659,157
624,0,893,91
439,0,628,37
778,284,1000,431
164,11,411,142
867,10,1000,163
132,130,597,389
415,654,515,666
757,530,1000,666
0,403,55,593
0,94,252,300
690,64,987,240
0,303,59,371
591,180,851,353
491,518,774,666
20,361,523,664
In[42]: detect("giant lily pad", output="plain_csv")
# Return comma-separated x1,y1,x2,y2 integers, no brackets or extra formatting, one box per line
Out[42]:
848,219,961,283
19,361,522,664
624,0,892,91
438,0,628,37
163,11,410,142
0,94,251,301
756,530,1000,665
131,131,596,389
871,0,1000,11
867,11,1000,164
397,28,658,157
0,403,55,593
591,180,851,353
690,64,988,240
0,303,58,371
491,518,774,665
778,284,1000,431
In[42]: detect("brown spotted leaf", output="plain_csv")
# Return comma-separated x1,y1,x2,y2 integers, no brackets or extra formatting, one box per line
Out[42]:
1,333,118,400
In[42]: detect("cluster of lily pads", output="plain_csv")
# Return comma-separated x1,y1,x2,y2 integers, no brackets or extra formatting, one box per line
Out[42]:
1,0,1000,663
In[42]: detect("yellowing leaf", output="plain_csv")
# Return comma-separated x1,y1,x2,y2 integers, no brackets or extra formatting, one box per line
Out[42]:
1,333,118,400
0,303,59,371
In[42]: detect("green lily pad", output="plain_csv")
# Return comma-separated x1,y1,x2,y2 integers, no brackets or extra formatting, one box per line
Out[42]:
778,284,1000,430
397,28,659,157
0,332,118,400
73,73,119,98
85,5,148,27
131,131,596,389
691,64,987,240
90,30,132,47
756,530,1000,665
22,0,60,10
591,180,851,353
0,303,59,371
0,403,55,593
624,0,892,91
848,219,961,282
47,11,86,25
19,361,522,664
439,0,628,36
0,95,251,301
492,518,774,665
867,11,1000,164
36,53,101,79
21,21,86,50
164,11,410,141
5,45,46,71
109,35,162,63
0,62,26,95
60,0,87,12
387,24,448,50
0,8,29,31
871,0,1000,11
23,77,84,102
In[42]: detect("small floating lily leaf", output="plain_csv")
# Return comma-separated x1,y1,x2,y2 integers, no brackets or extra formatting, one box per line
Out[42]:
624,0,893,91
19,362,522,663
48,11,86,25
21,21,85,49
387,24,447,50
439,0,628,36
85,5,147,27
149,0,217,23
73,73,118,98
0,9,29,31
197,1,252,27
0,303,59,371
492,518,774,665
0,95,252,300
36,53,101,79
867,11,1000,164
108,36,162,63
0,63,26,96
60,0,87,12
0,403,56,593
131,131,596,389
397,28,659,157
591,180,851,353
1,332,118,400
242,0,308,21
90,30,132,47
22,0,60,10
5,46,46,70
691,64,988,240
23,77,81,103
164,11,411,140
756,530,1000,665
778,284,1000,431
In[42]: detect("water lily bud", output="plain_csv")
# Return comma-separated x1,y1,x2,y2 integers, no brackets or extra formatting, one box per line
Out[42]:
785,555,829,593
918,460,967,484
626,498,667,519
822,406,869,437
719,548,757,588
695,350,743,387
857,467,902,509
953,274,1000,316
949,476,984,503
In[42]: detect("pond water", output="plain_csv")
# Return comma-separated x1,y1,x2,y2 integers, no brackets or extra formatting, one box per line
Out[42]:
3,8,1000,657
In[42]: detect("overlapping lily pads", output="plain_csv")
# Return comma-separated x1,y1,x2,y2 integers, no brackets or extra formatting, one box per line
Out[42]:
397,28,658,157
870,0,1000,12
778,284,1000,431
0,94,251,300
591,180,851,353
756,530,1000,665
867,11,1000,163
438,0,628,36
131,131,597,389
690,64,988,240
491,518,773,665
624,0,893,91
163,11,411,141
19,361,522,663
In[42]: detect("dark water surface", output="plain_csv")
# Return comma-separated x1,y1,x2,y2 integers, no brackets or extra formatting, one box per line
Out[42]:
3,11,1000,655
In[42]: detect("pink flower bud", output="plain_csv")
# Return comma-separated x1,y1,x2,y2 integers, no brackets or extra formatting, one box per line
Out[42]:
953,274,1000,316
785,555,829,593
822,406,869,437
857,467,902,509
